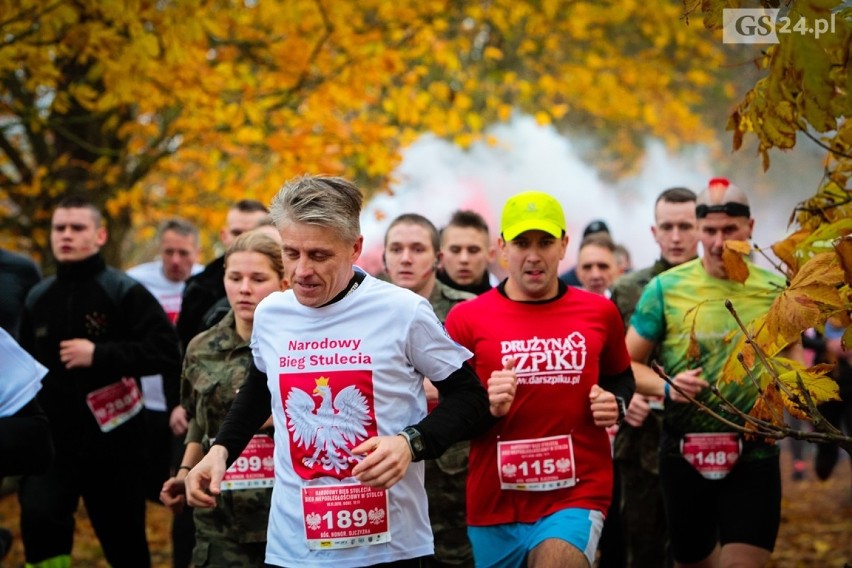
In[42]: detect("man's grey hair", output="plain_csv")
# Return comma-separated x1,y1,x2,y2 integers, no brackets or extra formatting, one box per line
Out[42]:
269,175,363,243
157,217,199,245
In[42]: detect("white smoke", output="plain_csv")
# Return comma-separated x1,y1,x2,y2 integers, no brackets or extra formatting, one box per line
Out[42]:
360,113,822,276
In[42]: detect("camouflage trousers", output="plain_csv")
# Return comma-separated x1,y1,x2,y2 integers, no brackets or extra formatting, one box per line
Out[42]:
192,487,271,567
425,441,474,567
618,458,671,567
614,413,671,568
192,532,266,567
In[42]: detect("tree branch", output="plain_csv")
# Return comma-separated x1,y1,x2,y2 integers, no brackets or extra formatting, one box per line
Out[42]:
650,361,848,445
49,121,121,158
722,300,852,453
126,131,179,188
0,125,33,183
647,292,852,455
751,243,791,279
0,74,51,164
799,127,852,160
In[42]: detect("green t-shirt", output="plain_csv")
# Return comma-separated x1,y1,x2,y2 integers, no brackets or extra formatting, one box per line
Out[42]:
630,258,785,434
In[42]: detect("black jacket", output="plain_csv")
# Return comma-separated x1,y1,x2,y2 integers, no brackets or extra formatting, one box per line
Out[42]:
21,254,181,456
0,248,41,339
176,255,226,351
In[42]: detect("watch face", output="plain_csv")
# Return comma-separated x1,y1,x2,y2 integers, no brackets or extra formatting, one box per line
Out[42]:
403,427,425,457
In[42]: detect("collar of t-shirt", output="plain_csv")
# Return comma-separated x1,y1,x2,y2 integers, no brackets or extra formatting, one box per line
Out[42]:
496,278,568,304
318,268,367,308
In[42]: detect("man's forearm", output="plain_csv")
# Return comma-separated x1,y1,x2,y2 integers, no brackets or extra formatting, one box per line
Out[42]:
599,365,636,404
211,364,270,467
632,360,666,397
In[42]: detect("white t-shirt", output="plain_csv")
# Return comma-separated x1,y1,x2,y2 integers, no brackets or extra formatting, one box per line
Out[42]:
251,269,472,567
0,327,48,417
127,260,203,323
126,260,202,411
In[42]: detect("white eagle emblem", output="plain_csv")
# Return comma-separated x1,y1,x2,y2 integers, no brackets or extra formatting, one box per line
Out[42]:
285,376,371,473
368,507,385,525
305,512,322,530
501,463,518,478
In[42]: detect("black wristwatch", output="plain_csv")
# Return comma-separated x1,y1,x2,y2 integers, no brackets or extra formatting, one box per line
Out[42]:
398,426,426,461
615,396,628,426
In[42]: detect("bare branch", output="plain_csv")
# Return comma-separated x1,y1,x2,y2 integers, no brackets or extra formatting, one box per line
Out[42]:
651,361,849,445
650,362,752,432
751,243,790,277
799,127,852,160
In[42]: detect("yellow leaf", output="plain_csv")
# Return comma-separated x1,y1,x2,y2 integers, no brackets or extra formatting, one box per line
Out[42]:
551,104,568,120
724,240,751,255
834,237,852,286
483,46,503,60
687,321,701,364
720,335,754,386
750,382,785,427
138,33,160,58
722,247,750,284
764,253,846,343
777,359,840,408
790,252,845,289
771,228,809,276
843,326,852,352
766,289,841,347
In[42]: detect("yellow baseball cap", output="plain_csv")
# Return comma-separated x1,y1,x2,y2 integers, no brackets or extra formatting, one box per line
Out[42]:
500,191,566,241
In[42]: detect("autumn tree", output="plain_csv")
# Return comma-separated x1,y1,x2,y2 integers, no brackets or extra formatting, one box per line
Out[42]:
0,0,732,267
681,0,852,454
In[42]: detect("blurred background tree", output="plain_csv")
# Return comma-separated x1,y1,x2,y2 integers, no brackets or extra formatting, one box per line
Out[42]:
0,0,733,268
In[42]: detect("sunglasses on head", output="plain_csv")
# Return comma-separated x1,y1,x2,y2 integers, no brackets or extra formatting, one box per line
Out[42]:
696,203,750,219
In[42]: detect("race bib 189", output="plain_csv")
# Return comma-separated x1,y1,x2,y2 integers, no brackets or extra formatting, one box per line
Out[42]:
302,484,390,549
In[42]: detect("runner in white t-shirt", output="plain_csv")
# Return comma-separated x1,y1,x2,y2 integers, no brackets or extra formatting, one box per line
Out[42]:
127,218,202,412
185,175,492,568
126,217,203,549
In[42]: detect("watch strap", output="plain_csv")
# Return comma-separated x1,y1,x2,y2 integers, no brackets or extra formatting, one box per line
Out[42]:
398,426,426,461
615,396,627,426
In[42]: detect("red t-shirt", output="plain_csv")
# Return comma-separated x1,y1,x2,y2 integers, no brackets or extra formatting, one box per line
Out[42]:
445,286,630,525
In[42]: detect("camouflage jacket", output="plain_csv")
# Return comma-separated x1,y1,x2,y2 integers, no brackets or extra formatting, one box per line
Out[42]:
610,258,676,328
428,278,476,323
182,310,272,544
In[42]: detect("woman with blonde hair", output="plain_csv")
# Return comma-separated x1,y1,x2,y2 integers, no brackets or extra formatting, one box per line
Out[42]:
161,229,285,567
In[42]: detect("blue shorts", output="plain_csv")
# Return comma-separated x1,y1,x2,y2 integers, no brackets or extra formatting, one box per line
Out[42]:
467,508,605,568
